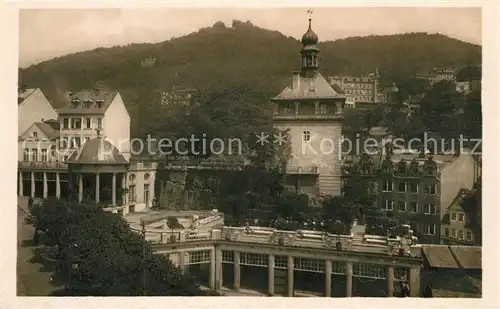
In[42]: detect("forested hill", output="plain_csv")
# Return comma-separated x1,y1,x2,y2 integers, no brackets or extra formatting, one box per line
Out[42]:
19,20,481,136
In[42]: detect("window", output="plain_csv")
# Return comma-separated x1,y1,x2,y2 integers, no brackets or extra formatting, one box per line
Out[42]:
425,184,437,195
318,103,327,114
451,213,457,221
444,228,449,237
32,131,38,138
72,137,81,149
424,204,437,215
398,201,406,211
144,184,150,205
86,118,92,129
63,118,69,129
410,183,419,193
458,214,465,223
97,118,102,129
84,137,90,143
425,224,436,235
23,149,30,161
284,103,293,114
410,202,418,213
144,173,150,181
451,229,457,238
383,181,393,192
459,230,464,240
466,231,473,241
71,118,82,129
384,200,394,211
129,185,136,202
32,148,38,161
398,182,406,193
303,131,311,142
129,174,136,182
41,149,48,162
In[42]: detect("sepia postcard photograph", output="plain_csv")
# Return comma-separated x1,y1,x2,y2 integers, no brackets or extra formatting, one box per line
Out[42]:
1,2,498,309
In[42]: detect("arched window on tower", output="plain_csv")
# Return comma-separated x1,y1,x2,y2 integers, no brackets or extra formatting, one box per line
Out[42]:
306,56,313,67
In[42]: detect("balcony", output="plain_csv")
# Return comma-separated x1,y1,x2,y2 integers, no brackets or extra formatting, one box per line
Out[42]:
273,113,343,121
18,161,68,170
286,166,318,175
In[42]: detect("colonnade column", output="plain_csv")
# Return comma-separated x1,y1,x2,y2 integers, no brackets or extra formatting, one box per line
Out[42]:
95,173,100,203
234,251,241,291
387,266,394,297
409,266,420,297
18,172,23,196
78,173,83,202
325,260,332,297
56,172,60,199
112,173,116,206
346,262,353,297
209,249,216,290
268,254,275,296
294,102,300,115
215,248,223,290
287,255,294,297
30,172,35,198
122,173,127,205
178,252,185,274
42,172,48,198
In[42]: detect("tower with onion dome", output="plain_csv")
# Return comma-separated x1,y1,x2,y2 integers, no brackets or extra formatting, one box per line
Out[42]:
271,16,346,197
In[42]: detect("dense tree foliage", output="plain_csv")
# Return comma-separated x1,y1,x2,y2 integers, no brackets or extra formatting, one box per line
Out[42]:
20,21,480,137
29,198,215,296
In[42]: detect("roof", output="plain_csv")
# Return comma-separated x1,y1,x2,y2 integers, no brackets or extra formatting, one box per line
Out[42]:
449,246,482,269
37,122,60,140
422,245,460,268
272,72,345,101
18,88,37,104
67,137,128,165
422,245,482,269
57,90,117,115
442,189,470,221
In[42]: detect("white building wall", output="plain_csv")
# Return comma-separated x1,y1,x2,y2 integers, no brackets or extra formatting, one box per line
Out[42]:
18,89,57,136
103,93,131,160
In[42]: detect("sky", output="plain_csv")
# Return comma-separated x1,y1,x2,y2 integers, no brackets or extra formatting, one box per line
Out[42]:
19,7,481,68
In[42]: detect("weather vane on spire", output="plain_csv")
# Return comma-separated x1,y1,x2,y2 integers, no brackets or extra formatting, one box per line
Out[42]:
307,9,314,19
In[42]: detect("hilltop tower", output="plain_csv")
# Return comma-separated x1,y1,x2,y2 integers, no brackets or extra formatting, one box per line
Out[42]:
271,17,346,197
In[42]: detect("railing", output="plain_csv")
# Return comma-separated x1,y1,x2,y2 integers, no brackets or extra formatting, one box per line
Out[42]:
18,161,68,169
273,114,343,121
286,166,318,174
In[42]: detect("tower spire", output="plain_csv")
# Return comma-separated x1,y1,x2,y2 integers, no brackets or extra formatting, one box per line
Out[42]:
300,9,319,76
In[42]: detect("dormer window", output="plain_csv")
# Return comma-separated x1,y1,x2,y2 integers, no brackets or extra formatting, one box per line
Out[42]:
283,103,293,115
318,103,327,114
83,99,93,108
70,99,81,108
96,100,104,108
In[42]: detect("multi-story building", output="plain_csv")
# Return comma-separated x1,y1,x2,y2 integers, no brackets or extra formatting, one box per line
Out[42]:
328,71,382,109
161,86,197,107
342,149,479,244
56,89,131,160
271,18,346,197
18,88,58,135
455,80,481,95
416,68,458,86
17,88,156,214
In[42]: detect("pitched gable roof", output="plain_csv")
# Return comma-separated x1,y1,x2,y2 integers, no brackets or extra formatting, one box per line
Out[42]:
422,245,459,268
272,72,344,101
449,246,481,269
18,88,37,105
19,121,60,141
422,245,482,270
57,90,118,115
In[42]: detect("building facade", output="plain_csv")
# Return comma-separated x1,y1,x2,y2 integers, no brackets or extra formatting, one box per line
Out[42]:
342,150,479,244
271,18,346,197
416,68,458,86
327,70,381,108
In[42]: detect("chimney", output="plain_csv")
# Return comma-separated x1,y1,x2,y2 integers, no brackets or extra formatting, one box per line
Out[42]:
292,71,301,90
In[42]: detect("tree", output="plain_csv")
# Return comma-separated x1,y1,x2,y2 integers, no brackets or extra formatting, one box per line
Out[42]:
30,199,213,296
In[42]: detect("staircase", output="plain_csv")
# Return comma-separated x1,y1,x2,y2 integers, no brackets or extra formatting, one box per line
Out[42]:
318,173,341,196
